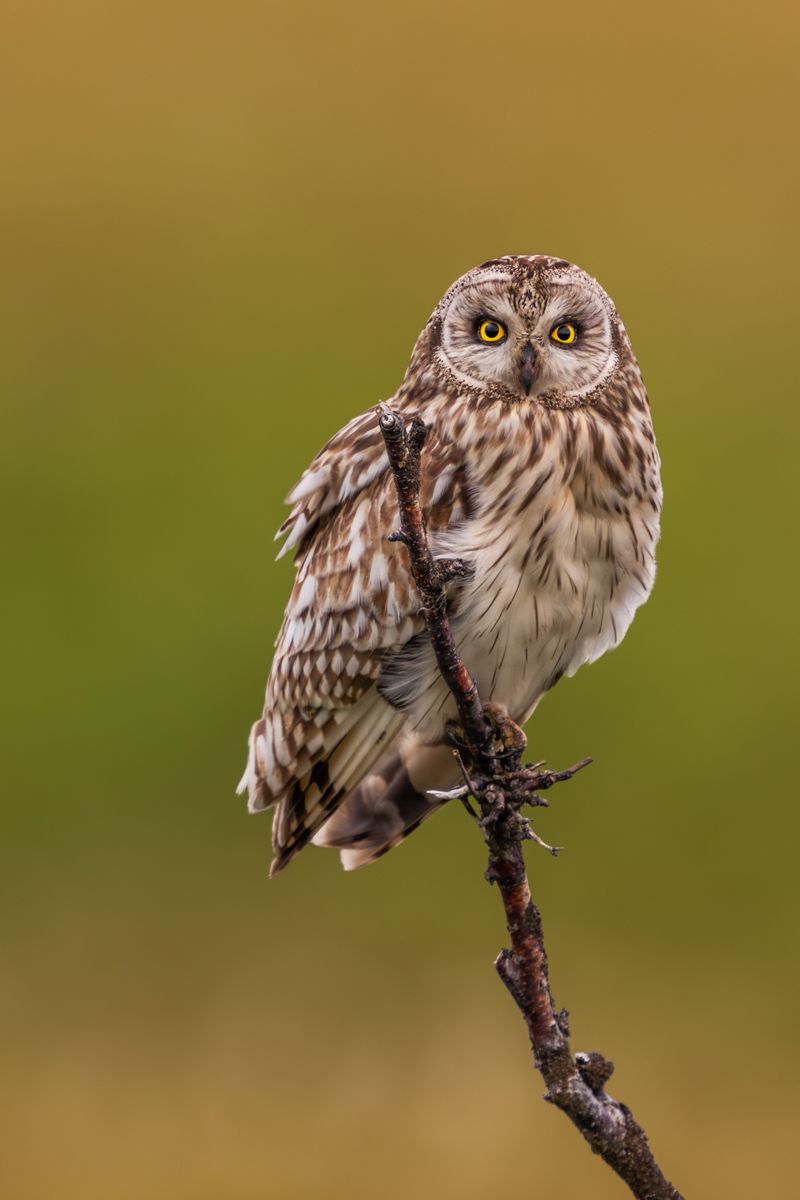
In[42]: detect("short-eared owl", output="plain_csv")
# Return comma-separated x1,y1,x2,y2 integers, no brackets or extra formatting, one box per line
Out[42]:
240,256,661,876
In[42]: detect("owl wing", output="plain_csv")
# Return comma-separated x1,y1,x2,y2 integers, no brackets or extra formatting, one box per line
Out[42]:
239,405,471,876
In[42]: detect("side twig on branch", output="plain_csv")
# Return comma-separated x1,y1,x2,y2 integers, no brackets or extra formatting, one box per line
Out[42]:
378,405,683,1200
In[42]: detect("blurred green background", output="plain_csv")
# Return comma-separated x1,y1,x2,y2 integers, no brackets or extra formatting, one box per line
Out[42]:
2,1,798,1196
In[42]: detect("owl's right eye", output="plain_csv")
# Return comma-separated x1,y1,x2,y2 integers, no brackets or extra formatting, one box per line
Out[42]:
478,319,507,344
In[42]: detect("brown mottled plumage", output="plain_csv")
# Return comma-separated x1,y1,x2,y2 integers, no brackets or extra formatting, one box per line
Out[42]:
239,256,662,876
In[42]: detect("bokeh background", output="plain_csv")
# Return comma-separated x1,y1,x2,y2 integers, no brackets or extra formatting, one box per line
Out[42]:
2,2,798,1196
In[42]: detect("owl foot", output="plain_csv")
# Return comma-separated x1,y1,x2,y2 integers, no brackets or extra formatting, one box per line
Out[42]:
483,702,528,760
444,703,591,854
447,730,591,854
446,703,528,768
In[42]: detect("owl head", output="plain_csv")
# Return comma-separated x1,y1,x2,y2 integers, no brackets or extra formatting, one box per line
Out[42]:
421,255,627,409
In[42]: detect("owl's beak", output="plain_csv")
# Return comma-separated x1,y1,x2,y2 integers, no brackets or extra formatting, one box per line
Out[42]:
519,343,536,395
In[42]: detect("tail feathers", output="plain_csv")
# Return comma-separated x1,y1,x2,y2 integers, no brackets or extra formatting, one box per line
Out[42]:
312,742,460,870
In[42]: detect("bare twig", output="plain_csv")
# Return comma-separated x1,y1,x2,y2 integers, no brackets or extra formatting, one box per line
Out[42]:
379,406,683,1200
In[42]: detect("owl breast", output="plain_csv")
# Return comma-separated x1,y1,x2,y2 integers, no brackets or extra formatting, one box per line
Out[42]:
379,402,661,737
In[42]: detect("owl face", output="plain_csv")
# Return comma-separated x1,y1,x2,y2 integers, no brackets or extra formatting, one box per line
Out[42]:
430,256,621,407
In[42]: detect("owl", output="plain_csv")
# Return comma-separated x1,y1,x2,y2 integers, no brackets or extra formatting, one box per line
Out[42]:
239,255,661,876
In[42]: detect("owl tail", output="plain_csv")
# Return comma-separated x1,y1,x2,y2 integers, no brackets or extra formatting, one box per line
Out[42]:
311,741,460,870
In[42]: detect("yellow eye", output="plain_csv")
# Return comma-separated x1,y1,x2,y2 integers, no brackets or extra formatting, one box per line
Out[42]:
478,319,506,344
550,321,577,345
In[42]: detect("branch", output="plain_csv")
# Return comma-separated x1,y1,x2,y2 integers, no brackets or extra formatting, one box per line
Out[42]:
378,405,683,1200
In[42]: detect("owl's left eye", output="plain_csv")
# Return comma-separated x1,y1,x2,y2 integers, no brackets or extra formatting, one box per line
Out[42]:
550,321,578,345
478,319,507,344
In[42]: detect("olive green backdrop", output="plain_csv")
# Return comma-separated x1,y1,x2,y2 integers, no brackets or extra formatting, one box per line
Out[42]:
2,2,798,1197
